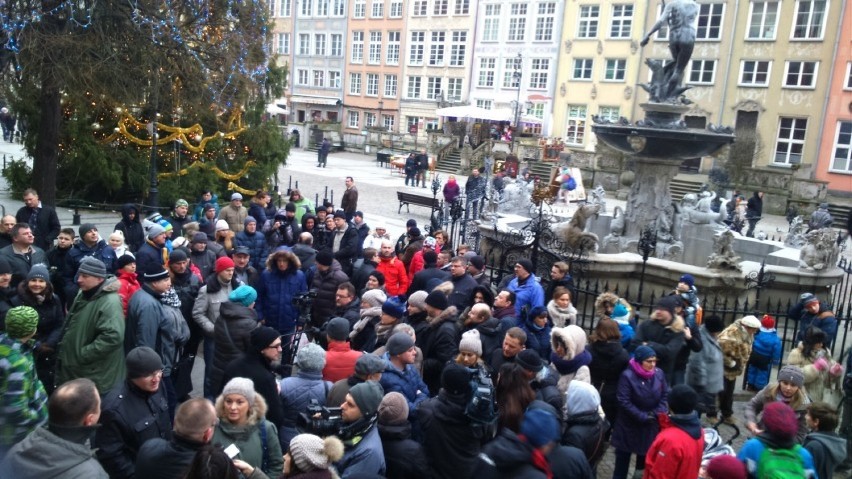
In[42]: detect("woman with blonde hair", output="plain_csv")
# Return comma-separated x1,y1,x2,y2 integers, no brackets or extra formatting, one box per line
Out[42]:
108,230,130,258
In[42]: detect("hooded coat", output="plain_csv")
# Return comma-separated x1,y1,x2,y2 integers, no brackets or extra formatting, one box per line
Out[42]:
630,310,686,382
522,314,552,362
210,302,258,394
588,339,629,425
114,204,144,253
256,249,307,335
310,260,349,328
610,365,668,456
562,382,610,467
803,431,847,479
212,393,284,477
419,306,460,396
643,413,704,479
56,277,126,395
549,325,592,396
473,428,549,479
378,420,430,479
419,391,483,479
0,425,108,479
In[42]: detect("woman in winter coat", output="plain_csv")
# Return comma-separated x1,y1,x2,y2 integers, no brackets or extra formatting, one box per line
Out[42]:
374,299,405,350
418,295,460,397
349,289,387,352
521,305,552,362
786,327,844,402
213,377,283,478
744,365,812,443
547,286,577,328
278,344,333,448
210,285,259,396
549,324,592,396
255,248,307,336
12,265,64,394
496,362,536,433
671,294,703,386
588,318,629,427
746,314,783,390
377,392,431,479
563,380,610,473
685,315,725,419
114,203,144,252
611,345,669,479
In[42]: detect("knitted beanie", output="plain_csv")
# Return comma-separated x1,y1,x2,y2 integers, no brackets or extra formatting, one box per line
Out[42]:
381,300,406,319
354,354,386,377
77,256,108,278
441,363,472,397
244,216,257,228
26,264,50,282
777,365,804,388
704,315,725,334
386,332,415,356
250,326,280,353
668,384,698,415
78,223,97,237
326,317,350,341
407,290,428,310
459,329,482,356
215,220,230,232
706,455,746,479
516,258,534,275
215,256,235,273
520,408,560,448
296,343,327,373
761,401,799,441
126,346,164,379
425,290,448,310
761,314,775,330
611,303,630,323
349,381,384,417
679,274,695,287
516,349,543,372
228,285,258,307
289,434,344,472
378,392,409,426
361,289,388,308
633,345,657,363
222,377,256,407
145,220,166,239
315,250,333,266
5,306,39,339
141,264,169,282
116,254,137,270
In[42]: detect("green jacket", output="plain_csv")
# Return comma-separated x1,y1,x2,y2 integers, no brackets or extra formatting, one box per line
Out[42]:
56,277,126,395
0,334,48,452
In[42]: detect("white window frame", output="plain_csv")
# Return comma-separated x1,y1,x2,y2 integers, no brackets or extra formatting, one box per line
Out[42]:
269,0,278,17
364,112,376,127
599,106,620,122
577,5,599,39
529,58,549,89
366,73,379,96
383,115,394,131
687,59,716,85
412,0,427,15
387,31,400,65
409,31,425,65
331,34,343,57
348,111,360,128
449,31,466,67
407,76,422,99
354,0,366,18
609,4,633,39
390,0,403,17
603,58,626,81
368,31,382,64
331,0,345,16
329,71,341,89
565,105,587,146
317,0,329,16
297,69,309,85
276,33,290,55
434,0,448,14
572,58,594,80
773,117,808,165
739,60,772,86
280,0,292,16
535,3,555,41
483,4,500,42
746,1,779,40
454,0,470,14
426,77,442,100
349,73,362,95
300,0,313,16
371,0,383,17
502,57,521,88
476,99,493,109
830,121,852,173
429,31,445,66
313,70,325,87
314,34,326,56
478,58,496,87
351,31,364,63
299,34,310,55
384,74,398,97
791,0,827,40
447,78,463,100
783,61,818,89
508,4,527,41
696,3,724,40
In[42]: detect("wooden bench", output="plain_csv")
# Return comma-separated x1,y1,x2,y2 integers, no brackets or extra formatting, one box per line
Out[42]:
397,191,441,214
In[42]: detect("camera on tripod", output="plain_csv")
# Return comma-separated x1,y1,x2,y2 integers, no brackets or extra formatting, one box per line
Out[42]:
292,290,318,308
298,400,343,437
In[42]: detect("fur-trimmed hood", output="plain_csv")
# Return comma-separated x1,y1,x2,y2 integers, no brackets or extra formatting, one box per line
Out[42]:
265,247,301,272
215,390,269,426
428,305,459,328
650,309,686,334
551,324,588,360
594,292,620,318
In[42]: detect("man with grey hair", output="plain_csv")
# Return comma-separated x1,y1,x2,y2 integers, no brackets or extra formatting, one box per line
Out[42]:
292,232,317,272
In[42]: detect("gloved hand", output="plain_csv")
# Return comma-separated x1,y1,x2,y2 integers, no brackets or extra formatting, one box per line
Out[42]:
830,362,844,376
813,357,829,372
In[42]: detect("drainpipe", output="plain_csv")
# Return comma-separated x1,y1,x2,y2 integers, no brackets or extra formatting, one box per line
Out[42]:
812,0,846,177
631,2,652,120
717,0,740,125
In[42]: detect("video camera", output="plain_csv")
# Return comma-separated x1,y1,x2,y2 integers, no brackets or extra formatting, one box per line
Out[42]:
291,290,318,309
298,400,343,437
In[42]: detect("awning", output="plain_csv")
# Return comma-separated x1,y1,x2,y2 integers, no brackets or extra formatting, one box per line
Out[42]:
266,101,288,115
492,108,543,124
289,96,341,106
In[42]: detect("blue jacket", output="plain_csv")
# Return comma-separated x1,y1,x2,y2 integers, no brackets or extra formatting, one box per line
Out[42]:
235,230,269,271
521,318,552,362
337,425,385,478
255,249,307,334
746,328,782,389
64,239,117,298
135,240,167,276
379,354,430,414
738,434,817,479
508,274,545,319
278,370,332,447
790,300,838,346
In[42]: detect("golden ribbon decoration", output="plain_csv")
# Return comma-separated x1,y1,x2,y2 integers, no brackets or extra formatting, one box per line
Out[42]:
158,160,257,180
101,110,246,153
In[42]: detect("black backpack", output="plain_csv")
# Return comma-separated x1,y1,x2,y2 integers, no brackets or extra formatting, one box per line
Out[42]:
465,367,497,425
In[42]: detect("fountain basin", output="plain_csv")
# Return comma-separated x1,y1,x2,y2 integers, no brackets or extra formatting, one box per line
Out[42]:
592,124,735,160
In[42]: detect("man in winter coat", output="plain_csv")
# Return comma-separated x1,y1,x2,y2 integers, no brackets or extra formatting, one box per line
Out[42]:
256,247,307,339
643,385,704,479
744,191,763,237
341,177,359,222
310,251,349,328
407,250,450,295
331,210,360,276
192,256,240,398
380,332,430,416
292,233,317,274
378,392,431,479
209,285,259,396
717,314,760,423
218,193,248,233
685,315,725,419
448,256,479,311
323,317,363,382
334,282,362,330
114,204,144,252
629,295,686,383
0,223,47,289
135,221,169,274
221,326,286,431
789,292,838,345
376,239,409,297
0,378,108,478
231,246,260,288
235,216,268,271
168,199,191,237
336,381,386,477
15,189,61,252
507,258,545,320
418,291,460,396
95,347,172,479
64,223,117,299
318,137,331,167
327,353,386,407
56,257,126,396
419,363,484,479
135,398,217,479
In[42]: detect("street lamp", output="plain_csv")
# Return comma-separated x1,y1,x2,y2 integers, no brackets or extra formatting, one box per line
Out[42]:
510,52,523,152
377,100,384,149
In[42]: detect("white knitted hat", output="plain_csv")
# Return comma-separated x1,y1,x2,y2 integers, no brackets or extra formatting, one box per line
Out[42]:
290,434,344,471
459,329,482,356
222,377,255,407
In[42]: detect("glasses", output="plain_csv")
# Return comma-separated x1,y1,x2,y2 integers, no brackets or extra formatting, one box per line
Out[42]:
145,370,164,379
335,294,351,299
266,342,283,350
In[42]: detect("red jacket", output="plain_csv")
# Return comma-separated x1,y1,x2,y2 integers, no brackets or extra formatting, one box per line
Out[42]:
408,250,425,277
644,414,704,479
322,341,363,383
117,270,141,317
376,255,410,297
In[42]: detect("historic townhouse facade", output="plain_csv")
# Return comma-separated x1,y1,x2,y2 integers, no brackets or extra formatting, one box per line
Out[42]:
341,0,407,147
552,0,650,151
469,0,566,136
398,0,476,143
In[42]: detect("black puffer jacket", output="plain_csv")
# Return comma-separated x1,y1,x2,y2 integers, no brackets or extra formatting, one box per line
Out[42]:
221,351,285,429
419,391,483,479
114,203,144,253
135,434,206,479
378,421,431,479
588,340,629,422
310,260,349,328
530,367,564,417
210,301,258,395
473,427,546,479
420,306,460,396
562,411,609,467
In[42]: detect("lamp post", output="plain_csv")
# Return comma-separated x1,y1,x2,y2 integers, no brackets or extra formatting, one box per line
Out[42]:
377,100,384,150
510,52,523,153
146,115,159,210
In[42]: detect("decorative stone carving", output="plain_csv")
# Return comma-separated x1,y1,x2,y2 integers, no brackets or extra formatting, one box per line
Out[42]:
706,230,742,271
730,99,766,112
680,192,729,226
630,39,639,54
591,84,598,99
686,105,711,117
564,40,573,54
638,0,698,104
560,83,567,97
784,216,808,248
496,178,534,215
799,229,839,271
597,40,603,54
554,204,601,253
589,185,608,214
624,86,633,100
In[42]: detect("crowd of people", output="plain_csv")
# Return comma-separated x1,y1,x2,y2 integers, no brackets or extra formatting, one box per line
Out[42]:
0,184,850,479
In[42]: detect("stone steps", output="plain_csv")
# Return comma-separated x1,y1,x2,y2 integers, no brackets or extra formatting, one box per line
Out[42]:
670,177,706,201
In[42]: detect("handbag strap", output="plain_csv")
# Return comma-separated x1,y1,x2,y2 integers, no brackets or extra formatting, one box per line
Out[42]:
260,420,269,472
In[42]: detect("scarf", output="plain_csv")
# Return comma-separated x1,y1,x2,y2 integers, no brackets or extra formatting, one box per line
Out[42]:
517,435,553,479
375,321,396,343
350,307,382,340
550,349,591,375
629,357,656,379
159,287,182,308
546,300,576,328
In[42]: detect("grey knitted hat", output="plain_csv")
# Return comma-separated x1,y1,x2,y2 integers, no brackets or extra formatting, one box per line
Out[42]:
77,256,107,278
222,377,256,407
296,343,327,373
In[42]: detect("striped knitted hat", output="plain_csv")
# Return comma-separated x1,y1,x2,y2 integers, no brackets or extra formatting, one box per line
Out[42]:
6,306,39,339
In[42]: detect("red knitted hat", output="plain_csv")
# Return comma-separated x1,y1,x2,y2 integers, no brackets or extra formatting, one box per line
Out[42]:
761,314,775,329
215,256,235,273
761,401,798,441
706,455,746,479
